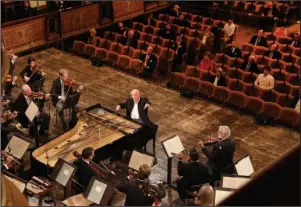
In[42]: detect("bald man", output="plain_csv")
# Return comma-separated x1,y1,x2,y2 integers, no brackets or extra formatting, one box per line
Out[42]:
198,126,236,182
116,89,158,150
139,47,157,77
249,30,268,48
13,84,50,137
121,30,138,49
240,55,260,74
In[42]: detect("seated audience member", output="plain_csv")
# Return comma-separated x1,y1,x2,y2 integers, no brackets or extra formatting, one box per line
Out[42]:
258,2,280,31
198,53,214,72
224,17,236,44
249,30,268,48
143,13,155,26
117,164,164,206
290,32,301,48
176,148,212,201
169,4,181,17
225,41,242,58
87,28,97,45
199,26,215,56
275,27,288,36
254,66,275,90
139,46,157,77
295,100,300,112
172,34,187,72
17,1,35,19
183,184,214,206
116,22,127,35
264,43,281,60
174,14,190,28
211,68,226,87
73,147,98,189
240,55,260,74
120,30,138,49
159,24,176,40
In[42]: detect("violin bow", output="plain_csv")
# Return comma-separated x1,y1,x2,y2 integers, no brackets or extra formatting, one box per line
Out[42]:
27,60,45,81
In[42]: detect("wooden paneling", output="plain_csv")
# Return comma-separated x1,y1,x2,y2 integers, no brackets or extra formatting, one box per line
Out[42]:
112,1,144,22
61,3,100,37
1,17,45,50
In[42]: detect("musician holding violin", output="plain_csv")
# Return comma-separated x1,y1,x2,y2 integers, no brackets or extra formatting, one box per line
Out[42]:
50,69,83,131
13,84,51,138
198,125,236,183
3,52,18,103
176,148,212,201
20,56,45,85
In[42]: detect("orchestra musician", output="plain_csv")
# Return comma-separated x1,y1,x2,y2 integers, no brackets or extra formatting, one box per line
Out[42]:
198,126,236,182
13,84,51,138
73,147,99,189
117,164,165,206
50,69,82,131
176,148,212,201
116,89,158,150
19,56,45,87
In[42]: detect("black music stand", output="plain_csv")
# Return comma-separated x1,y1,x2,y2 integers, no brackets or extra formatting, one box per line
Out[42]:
65,93,81,109
50,158,77,187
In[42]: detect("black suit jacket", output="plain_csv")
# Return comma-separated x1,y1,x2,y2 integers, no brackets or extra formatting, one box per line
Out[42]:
140,53,157,73
73,159,98,190
249,35,268,48
178,161,212,187
290,39,301,48
168,9,179,17
264,50,282,60
173,19,190,28
173,41,187,64
4,82,16,96
120,37,138,49
119,98,151,126
202,138,236,174
116,27,126,35
210,75,226,87
50,78,75,106
20,65,43,84
117,179,154,206
225,46,242,58
158,30,176,41
240,61,260,74
13,94,30,128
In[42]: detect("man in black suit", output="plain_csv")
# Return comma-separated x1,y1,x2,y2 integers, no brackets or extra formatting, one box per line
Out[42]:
173,14,190,28
139,46,157,77
176,148,212,200
249,30,268,48
13,84,51,137
120,30,138,49
158,24,176,41
73,147,99,190
240,55,260,74
50,69,81,131
199,125,236,182
117,164,165,206
168,4,180,17
116,22,127,35
264,43,282,60
20,56,45,86
258,2,279,31
172,34,187,72
225,42,242,58
116,89,158,149
210,67,226,87
290,32,301,48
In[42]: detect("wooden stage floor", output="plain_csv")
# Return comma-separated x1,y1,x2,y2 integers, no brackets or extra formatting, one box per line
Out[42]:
12,48,300,203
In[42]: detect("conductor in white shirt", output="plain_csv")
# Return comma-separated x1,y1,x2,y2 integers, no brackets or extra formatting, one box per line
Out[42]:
116,89,158,150
254,66,275,90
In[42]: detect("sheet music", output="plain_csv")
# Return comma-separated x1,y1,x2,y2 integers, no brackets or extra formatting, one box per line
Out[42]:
4,136,30,160
222,176,251,189
235,156,254,176
215,189,234,206
56,163,75,186
25,101,39,122
86,180,107,204
4,175,26,193
162,135,185,158
129,151,154,171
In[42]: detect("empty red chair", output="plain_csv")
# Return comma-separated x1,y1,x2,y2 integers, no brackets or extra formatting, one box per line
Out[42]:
115,34,122,42
113,44,127,55
196,80,214,99
254,46,269,55
168,72,186,89
95,37,106,48
211,86,230,104
227,78,244,92
72,40,85,55
264,32,277,42
274,81,292,94
292,47,300,57
282,54,298,64
243,96,264,115
154,45,164,56
136,31,147,41
290,85,300,97
129,58,143,74
255,55,271,67
284,63,300,74
276,36,292,45
279,44,293,54
106,51,119,66
242,72,258,83
83,44,96,58
118,55,131,71
276,107,299,128
184,77,200,91
261,89,279,103
260,102,282,120
270,59,285,70
287,74,300,86
94,48,108,60
228,68,244,80
241,43,254,53
184,65,197,77
128,47,140,59
214,53,229,65
277,93,294,107
198,70,214,81
271,69,289,82
227,90,246,109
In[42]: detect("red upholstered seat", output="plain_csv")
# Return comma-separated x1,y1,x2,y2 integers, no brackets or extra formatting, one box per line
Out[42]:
260,102,282,119
95,48,108,60
84,44,96,58
196,81,215,99
106,51,120,66
254,46,269,56
227,90,246,108
129,58,143,74
243,96,265,115
277,93,294,107
184,77,201,91
168,72,186,89
72,40,85,55
261,89,279,103
184,65,197,77
287,74,300,86
211,86,230,104
284,63,300,74
118,55,131,71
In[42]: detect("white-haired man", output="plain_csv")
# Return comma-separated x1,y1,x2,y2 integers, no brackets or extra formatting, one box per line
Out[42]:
198,126,236,182
139,46,157,77
116,89,158,150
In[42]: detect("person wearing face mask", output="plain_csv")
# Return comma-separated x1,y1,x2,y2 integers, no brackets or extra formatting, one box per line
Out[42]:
210,68,226,87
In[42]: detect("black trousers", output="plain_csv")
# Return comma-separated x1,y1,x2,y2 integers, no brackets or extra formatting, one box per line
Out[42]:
29,112,51,137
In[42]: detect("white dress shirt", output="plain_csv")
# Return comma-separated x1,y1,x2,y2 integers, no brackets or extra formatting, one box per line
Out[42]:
24,95,31,105
213,77,219,86
254,74,275,90
83,159,90,165
60,79,65,96
131,99,140,120
224,23,235,36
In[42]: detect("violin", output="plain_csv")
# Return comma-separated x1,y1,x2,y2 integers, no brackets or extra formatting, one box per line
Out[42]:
63,76,84,90
29,91,51,100
204,138,222,146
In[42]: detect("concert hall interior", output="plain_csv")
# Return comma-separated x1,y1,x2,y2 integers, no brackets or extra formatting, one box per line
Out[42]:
1,1,300,206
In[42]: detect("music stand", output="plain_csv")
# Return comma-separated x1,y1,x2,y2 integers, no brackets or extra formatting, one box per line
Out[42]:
221,174,251,190
84,177,116,205
128,150,156,171
161,134,185,189
234,155,254,176
65,93,81,109
4,136,31,160
214,187,234,206
50,158,77,187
